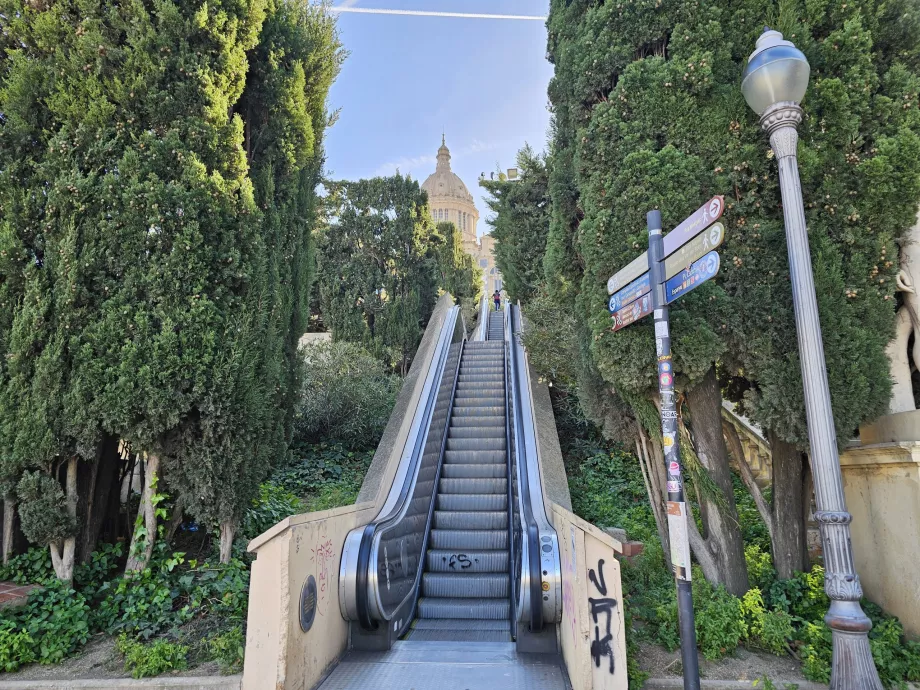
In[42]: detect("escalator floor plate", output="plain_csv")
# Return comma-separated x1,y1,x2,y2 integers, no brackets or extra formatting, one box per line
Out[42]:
317,641,570,690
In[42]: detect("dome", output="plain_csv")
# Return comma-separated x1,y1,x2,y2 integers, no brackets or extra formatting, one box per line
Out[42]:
421,136,474,203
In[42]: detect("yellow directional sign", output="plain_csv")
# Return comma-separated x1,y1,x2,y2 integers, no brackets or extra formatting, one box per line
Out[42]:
664,222,724,280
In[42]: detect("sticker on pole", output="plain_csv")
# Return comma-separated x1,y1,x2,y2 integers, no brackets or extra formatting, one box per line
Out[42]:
666,501,693,580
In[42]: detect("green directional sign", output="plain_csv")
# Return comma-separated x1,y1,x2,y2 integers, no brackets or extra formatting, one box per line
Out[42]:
664,222,725,280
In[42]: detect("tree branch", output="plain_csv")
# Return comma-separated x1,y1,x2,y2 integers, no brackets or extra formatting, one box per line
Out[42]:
723,420,774,539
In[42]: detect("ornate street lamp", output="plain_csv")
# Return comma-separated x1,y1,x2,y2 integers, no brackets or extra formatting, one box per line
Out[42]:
742,28,883,690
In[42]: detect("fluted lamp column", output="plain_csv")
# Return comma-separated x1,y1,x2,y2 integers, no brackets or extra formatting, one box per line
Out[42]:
741,28,882,690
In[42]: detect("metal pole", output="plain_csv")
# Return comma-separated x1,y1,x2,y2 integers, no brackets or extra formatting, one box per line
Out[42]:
648,210,700,690
761,102,882,690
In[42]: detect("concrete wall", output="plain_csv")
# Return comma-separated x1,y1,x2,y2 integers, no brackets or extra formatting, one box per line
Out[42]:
550,503,628,690
242,503,370,690
242,294,459,690
840,436,920,638
531,363,572,513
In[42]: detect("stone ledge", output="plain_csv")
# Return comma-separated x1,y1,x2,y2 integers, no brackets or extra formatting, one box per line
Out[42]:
0,678,241,690
642,679,826,690
0,582,40,609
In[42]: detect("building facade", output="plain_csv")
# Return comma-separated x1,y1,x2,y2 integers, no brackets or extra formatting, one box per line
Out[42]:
421,137,502,298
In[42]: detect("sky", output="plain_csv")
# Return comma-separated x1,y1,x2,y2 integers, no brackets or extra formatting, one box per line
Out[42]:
322,0,554,235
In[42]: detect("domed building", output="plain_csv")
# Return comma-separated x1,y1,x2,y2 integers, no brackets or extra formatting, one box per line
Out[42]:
421,136,502,297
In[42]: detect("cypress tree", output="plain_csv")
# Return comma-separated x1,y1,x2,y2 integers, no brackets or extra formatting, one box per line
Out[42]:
545,0,920,583
480,145,552,304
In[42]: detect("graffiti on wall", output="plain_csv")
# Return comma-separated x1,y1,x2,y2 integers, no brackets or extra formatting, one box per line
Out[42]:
587,558,618,675
311,536,335,617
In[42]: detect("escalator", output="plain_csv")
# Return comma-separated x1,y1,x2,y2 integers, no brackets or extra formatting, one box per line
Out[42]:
330,300,563,687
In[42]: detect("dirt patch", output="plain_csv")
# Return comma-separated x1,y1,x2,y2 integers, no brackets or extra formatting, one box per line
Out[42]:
0,635,222,681
638,641,810,685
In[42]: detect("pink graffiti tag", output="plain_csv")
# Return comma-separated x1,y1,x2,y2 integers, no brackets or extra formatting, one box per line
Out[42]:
311,538,335,616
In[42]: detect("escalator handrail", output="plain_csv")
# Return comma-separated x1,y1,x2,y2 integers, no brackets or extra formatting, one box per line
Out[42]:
350,305,461,629
502,325,517,639
505,305,544,633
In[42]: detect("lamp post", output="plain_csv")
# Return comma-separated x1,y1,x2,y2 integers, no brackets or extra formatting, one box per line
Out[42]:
741,28,882,690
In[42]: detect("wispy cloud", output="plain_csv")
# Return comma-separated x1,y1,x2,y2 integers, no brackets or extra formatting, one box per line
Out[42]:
372,154,437,178
336,0,360,8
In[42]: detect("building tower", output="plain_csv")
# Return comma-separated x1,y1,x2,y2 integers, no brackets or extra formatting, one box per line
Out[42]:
421,136,502,297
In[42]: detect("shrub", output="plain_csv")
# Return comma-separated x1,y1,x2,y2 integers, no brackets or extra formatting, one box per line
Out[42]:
693,576,747,660
241,483,303,540
15,583,91,665
116,634,188,679
208,626,245,674
0,623,35,672
16,472,76,547
0,547,55,585
742,588,793,655
744,545,776,593
295,341,401,448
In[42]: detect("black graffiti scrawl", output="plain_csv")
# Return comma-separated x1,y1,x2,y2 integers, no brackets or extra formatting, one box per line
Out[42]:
588,558,618,674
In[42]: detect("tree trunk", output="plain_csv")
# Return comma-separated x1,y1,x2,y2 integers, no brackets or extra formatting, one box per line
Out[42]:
802,461,814,568
724,421,775,539
50,457,78,583
2,496,15,566
219,520,236,564
77,435,121,563
767,429,807,579
125,453,160,573
636,425,671,567
685,367,749,596
166,495,186,544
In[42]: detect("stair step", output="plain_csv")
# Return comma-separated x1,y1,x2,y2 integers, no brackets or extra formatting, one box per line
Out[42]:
429,529,508,550
440,463,506,479
448,426,505,439
450,415,504,428
437,493,506,511
433,510,507,529
426,549,509,573
444,449,506,464
452,406,504,418
446,438,506,452
417,597,510,620
422,573,510,598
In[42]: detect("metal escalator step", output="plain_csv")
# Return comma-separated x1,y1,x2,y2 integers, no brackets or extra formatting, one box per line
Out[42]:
440,463,506,479
422,573,510,598
443,450,506,464
448,426,505,439
449,415,504,427
445,438,506,452
429,529,508,550
438,477,507,494
436,493,506,511
417,597,510,620
457,374,503,382
433,510,507,529
452,406,504,418
410,618,510,631
425,550,509,573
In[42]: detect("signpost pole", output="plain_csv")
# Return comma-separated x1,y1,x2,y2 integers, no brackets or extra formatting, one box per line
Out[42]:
648,210,700,690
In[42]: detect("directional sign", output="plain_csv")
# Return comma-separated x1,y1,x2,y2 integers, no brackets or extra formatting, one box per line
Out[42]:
611,293,653,332
662,196,724,257
607,252,647,294
665,251,720,304
665,222,724,280
608,273,650,312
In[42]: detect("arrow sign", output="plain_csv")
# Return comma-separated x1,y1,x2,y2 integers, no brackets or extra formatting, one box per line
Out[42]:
611,293,653,332
665,251,720,304
665,222,724,280
607,252,647,294
608,273,651,312
663,196,724,257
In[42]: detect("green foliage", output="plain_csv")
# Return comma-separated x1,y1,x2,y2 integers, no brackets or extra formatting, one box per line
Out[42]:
544,0,920,451
207,626,245,675
0,624,35,672
745,545,777,593
271,442,373,511
480,145,551,303
16,472,75,547
116,634,188,679
0,547,54,585
317,175,442,374
432,222,481,303
564,440,657,542
242,483,303,540
295,340,401,448
7,583,90,666
742,588,793,655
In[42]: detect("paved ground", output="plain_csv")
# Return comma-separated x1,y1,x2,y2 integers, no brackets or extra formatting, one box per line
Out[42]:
0,582,40,609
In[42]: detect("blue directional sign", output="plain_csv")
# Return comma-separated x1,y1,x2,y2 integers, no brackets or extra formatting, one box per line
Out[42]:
608,273,651,312
665,251,720,304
